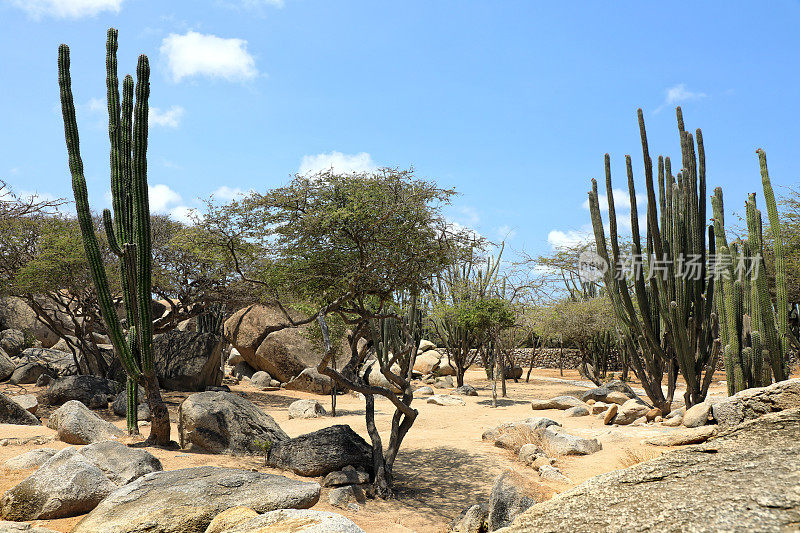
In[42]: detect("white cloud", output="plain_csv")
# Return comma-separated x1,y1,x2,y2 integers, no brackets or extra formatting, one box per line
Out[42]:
149,105,185,128
238,0,284,7
148,184,182,213
582,188,643,211
497,224,517,241
211,186,248,201
298,151,377,175
452,205,480,226
87,97,105,113
168,205,197,224
160,31,258,83
9,0,122,18
547,229,593,250
656,83,707,113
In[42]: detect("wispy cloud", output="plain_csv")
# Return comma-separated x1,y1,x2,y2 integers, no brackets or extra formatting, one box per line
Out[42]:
547,228,593,250
655,83,707,113
211,186,248,201
8,0,123,19
298,151,377,175
149,105,185,128
497,224,517,241
160,31,258,83
581,187,643,212
148,184,183,213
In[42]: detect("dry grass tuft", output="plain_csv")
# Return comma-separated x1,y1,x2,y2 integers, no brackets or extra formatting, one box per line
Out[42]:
495,425,559,458
618,447,662,468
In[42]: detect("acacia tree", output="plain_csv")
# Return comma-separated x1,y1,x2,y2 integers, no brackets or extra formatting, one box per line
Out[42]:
196,167,463,497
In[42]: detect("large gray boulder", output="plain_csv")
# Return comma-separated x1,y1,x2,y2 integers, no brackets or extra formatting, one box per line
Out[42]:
0,348,14,381
223,509,365,533
530,396,585,410
0,448,116,520
0,297,60,348
285,367,333,395
40,375,117,408
111,389,151,421
541,426,601,455
223,305,312,382
488,470,556,531
495,409,800,533
0,329,27,358
288,399,327,419
10,394,37,414
682,401,712,427
153,330,224,391
267,424,372,477
712,378,800,429
178,391,289,455
71,467,321,533
78,440,163,485
12,347,77,381
0,392,40,426
580,380,637,403
47,400,124,444
3,448,58,470
9,363,53,385
613,398,650,425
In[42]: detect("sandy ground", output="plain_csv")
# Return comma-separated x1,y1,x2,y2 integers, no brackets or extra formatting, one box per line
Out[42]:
0,368,731,533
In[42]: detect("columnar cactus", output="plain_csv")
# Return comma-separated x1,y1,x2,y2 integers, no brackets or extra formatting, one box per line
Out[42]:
588,108,720,411
712,151,789,394
58,28,171,444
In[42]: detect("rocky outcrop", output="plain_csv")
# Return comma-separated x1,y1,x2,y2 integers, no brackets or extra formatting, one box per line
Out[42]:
0,448,116,520
495,409,800,532
223,305,313,382
267,425,372,477
46,400,124,444
488,470,556,531
153,330,224,391
71,467,321,533
0,392,40,426
178,391,288,455
0,521,61,532
40,375,117,408
0,297,60,348
220,509,365,533
712,378,800,429
77,440,163,485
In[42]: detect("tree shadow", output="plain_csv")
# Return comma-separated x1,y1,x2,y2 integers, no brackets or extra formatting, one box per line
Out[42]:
475,398,530,407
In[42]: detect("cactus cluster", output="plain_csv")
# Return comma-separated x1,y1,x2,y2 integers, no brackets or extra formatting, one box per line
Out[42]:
712,150,790,394
198,304,224,336
58,28,170,444
588,108,720,411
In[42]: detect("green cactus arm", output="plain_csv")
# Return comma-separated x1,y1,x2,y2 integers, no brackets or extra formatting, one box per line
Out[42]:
106,28,126,246
102,209,123,257
58,43,140,381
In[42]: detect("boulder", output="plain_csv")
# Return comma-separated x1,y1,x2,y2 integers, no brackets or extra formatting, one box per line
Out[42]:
590,402,610,414
565,405,589,417
435,360,457,377
285,368,333,395
0,392,41,425
604,391,631,405
0,521,61,533
682,401,712,428
35,373,54,388
414,385,434,397
204,506,259,533
530,396,585,410
538,464,570,483
494,409,800,533
712,378,800,429
434,375,454,389
223,305,312,382
249,370,273,388
323,465,370,487
9,394,37,414
288,399,327,419
414,350,441,374
450,504,488,533
226,348,244,367
3,448,58,470
232,361,255,380
453,384,478,396
541,426,601,455
645,408,662,422
643,425,718,446
40,375,117,408
517,444,546,466
0,329,26,358
505,367,523,380
221,509,365,533
111,390,151,421
662,414,683,427
614,399,650,425
328,484,366,509
0,448,116,520
14,348,77,379
581,380,637,403
482,417,560,443
153,330,224,391
361,360,403,392
178,391,288,455
0,297,60,348
427,394,466,406
0,348,14,381
267,424,372,477
78,440,163,485
9,363,53,385
71,467,321,533
487,470,556,531
417,339,436,353
47,400,124,444
603,403,618,424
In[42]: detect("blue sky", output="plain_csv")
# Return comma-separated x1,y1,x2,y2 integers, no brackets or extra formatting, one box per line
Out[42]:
2,0,799,260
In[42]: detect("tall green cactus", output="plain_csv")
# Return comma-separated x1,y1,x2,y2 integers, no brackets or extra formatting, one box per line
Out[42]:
713,151,789,394
588,107,720,411
58,28,171,445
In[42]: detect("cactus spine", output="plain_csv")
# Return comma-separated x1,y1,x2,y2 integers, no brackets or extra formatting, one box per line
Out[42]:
58,28,171,445
588,107,720,411
714,151,789,394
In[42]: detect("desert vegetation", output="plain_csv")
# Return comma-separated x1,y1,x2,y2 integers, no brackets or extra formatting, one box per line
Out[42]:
1,8,799,533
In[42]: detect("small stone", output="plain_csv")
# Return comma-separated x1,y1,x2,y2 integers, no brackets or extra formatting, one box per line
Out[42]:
603,403,618,425
427,394,466,406
604,391,630,405
205,506,260,533
414,386,434,397
453,384,478,396
646,408,663,422
591,402,610,414
538,464,570,483
287,399,326,420
565,405,589,417
586,399,596,405
683,402,712,428
328,484,366,509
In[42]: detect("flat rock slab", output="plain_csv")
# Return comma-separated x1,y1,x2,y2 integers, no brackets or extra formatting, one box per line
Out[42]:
0,521,61,533
643,425,717,446
495,409,800,533
427,394,466,406
71,466,321,533
223,509,365,532
530,396,585,410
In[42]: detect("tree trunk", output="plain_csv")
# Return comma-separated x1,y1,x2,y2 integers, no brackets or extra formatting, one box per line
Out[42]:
141,371,170,446
364,394,391,498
